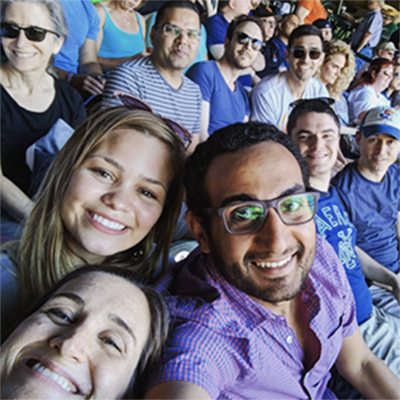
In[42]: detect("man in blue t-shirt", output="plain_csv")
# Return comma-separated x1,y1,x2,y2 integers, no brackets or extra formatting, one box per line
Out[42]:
288,99,400,399
187,15,264,137
333,106,400,275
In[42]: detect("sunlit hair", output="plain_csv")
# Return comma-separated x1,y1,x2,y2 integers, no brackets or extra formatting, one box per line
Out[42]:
10,107,185,311
0,0,68,39
320,40,356,98
2,265,170,396
351,57,395,89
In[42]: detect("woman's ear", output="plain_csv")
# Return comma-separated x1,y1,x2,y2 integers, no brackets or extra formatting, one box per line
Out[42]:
52,36,65,55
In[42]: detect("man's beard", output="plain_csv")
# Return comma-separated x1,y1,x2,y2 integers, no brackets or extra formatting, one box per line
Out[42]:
209,242,315,304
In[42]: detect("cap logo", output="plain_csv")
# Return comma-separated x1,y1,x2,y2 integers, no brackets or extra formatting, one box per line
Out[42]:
378,109,395,121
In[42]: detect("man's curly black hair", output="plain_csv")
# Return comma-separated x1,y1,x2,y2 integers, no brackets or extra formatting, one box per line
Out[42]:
184,122,310,226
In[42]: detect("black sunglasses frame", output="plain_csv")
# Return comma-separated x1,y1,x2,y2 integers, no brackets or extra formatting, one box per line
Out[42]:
236,31,263,51
1,22,60,42
288,47,323,60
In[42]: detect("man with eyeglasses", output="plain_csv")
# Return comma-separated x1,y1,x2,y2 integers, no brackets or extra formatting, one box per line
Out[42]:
102,1,203,151
187,15,264,137
288,99,400,399
143,122,399,399
251,24,328,132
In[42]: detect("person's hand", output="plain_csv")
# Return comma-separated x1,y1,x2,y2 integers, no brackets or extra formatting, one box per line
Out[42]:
70,74,104,97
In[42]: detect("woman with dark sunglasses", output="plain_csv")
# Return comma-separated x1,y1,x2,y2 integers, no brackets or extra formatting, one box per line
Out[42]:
0,0,86,240
1,107,185,338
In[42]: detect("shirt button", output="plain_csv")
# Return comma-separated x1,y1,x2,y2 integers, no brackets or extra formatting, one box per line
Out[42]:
286,335,293,344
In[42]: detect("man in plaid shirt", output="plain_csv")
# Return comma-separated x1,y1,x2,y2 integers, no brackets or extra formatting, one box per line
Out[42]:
145,122,399,399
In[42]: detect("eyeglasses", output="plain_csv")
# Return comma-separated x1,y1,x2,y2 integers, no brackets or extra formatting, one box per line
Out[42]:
0,22,59,42
236,31,263,51
288,47,323,60
156,23,201,41
290,97,335,109
204,192,320,235
263,20,277,27
113,91,192,150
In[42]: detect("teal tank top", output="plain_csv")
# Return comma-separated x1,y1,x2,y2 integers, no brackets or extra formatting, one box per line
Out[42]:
98,4,145,58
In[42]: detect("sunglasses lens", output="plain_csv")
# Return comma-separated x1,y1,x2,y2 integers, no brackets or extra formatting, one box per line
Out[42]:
1,23,19,38
237,32,250,45
119,95,152,112
293,48,305,59
25,27,46,41
252,40,262,51
309,50,321,60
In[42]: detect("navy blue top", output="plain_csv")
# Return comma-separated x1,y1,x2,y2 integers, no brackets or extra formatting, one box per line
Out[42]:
333,162,400,273
258,36,288,79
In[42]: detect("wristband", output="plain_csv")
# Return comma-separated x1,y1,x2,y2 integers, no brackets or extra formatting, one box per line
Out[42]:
66,72,74,84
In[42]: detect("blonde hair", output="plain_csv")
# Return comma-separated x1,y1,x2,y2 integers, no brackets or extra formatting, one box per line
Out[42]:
12,107,185,311
322,40,356,99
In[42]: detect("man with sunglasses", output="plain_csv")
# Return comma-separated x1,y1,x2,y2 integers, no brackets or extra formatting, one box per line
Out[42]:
187,15,264,136
251,24,328,132
288,99,400,399
102,1,203,150
144,122,399,399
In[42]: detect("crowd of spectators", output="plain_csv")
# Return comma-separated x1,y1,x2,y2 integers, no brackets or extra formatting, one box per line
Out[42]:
1,0,399,398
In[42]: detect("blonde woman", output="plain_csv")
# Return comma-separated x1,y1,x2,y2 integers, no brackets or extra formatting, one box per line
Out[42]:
1,107,186,336
317,40,356,128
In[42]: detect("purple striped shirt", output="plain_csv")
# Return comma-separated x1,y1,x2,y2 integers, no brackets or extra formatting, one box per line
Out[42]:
147,235,358,399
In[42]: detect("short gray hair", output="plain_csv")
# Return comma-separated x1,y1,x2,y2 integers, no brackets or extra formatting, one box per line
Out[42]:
1,0,68,39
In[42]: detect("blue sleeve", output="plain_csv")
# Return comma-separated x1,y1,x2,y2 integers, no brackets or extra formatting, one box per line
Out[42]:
204,14,226,47
186,62,213,103
83,0,100,41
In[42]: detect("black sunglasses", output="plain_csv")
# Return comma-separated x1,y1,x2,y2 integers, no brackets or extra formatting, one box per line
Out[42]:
1,22,60,42
236,31,263,51
289,97,335,109
288,47,322,60
113,91,192,150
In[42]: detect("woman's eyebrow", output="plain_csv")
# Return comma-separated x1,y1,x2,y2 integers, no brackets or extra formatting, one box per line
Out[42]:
87,155,125,172
52,292,84,306
109,313,137,344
